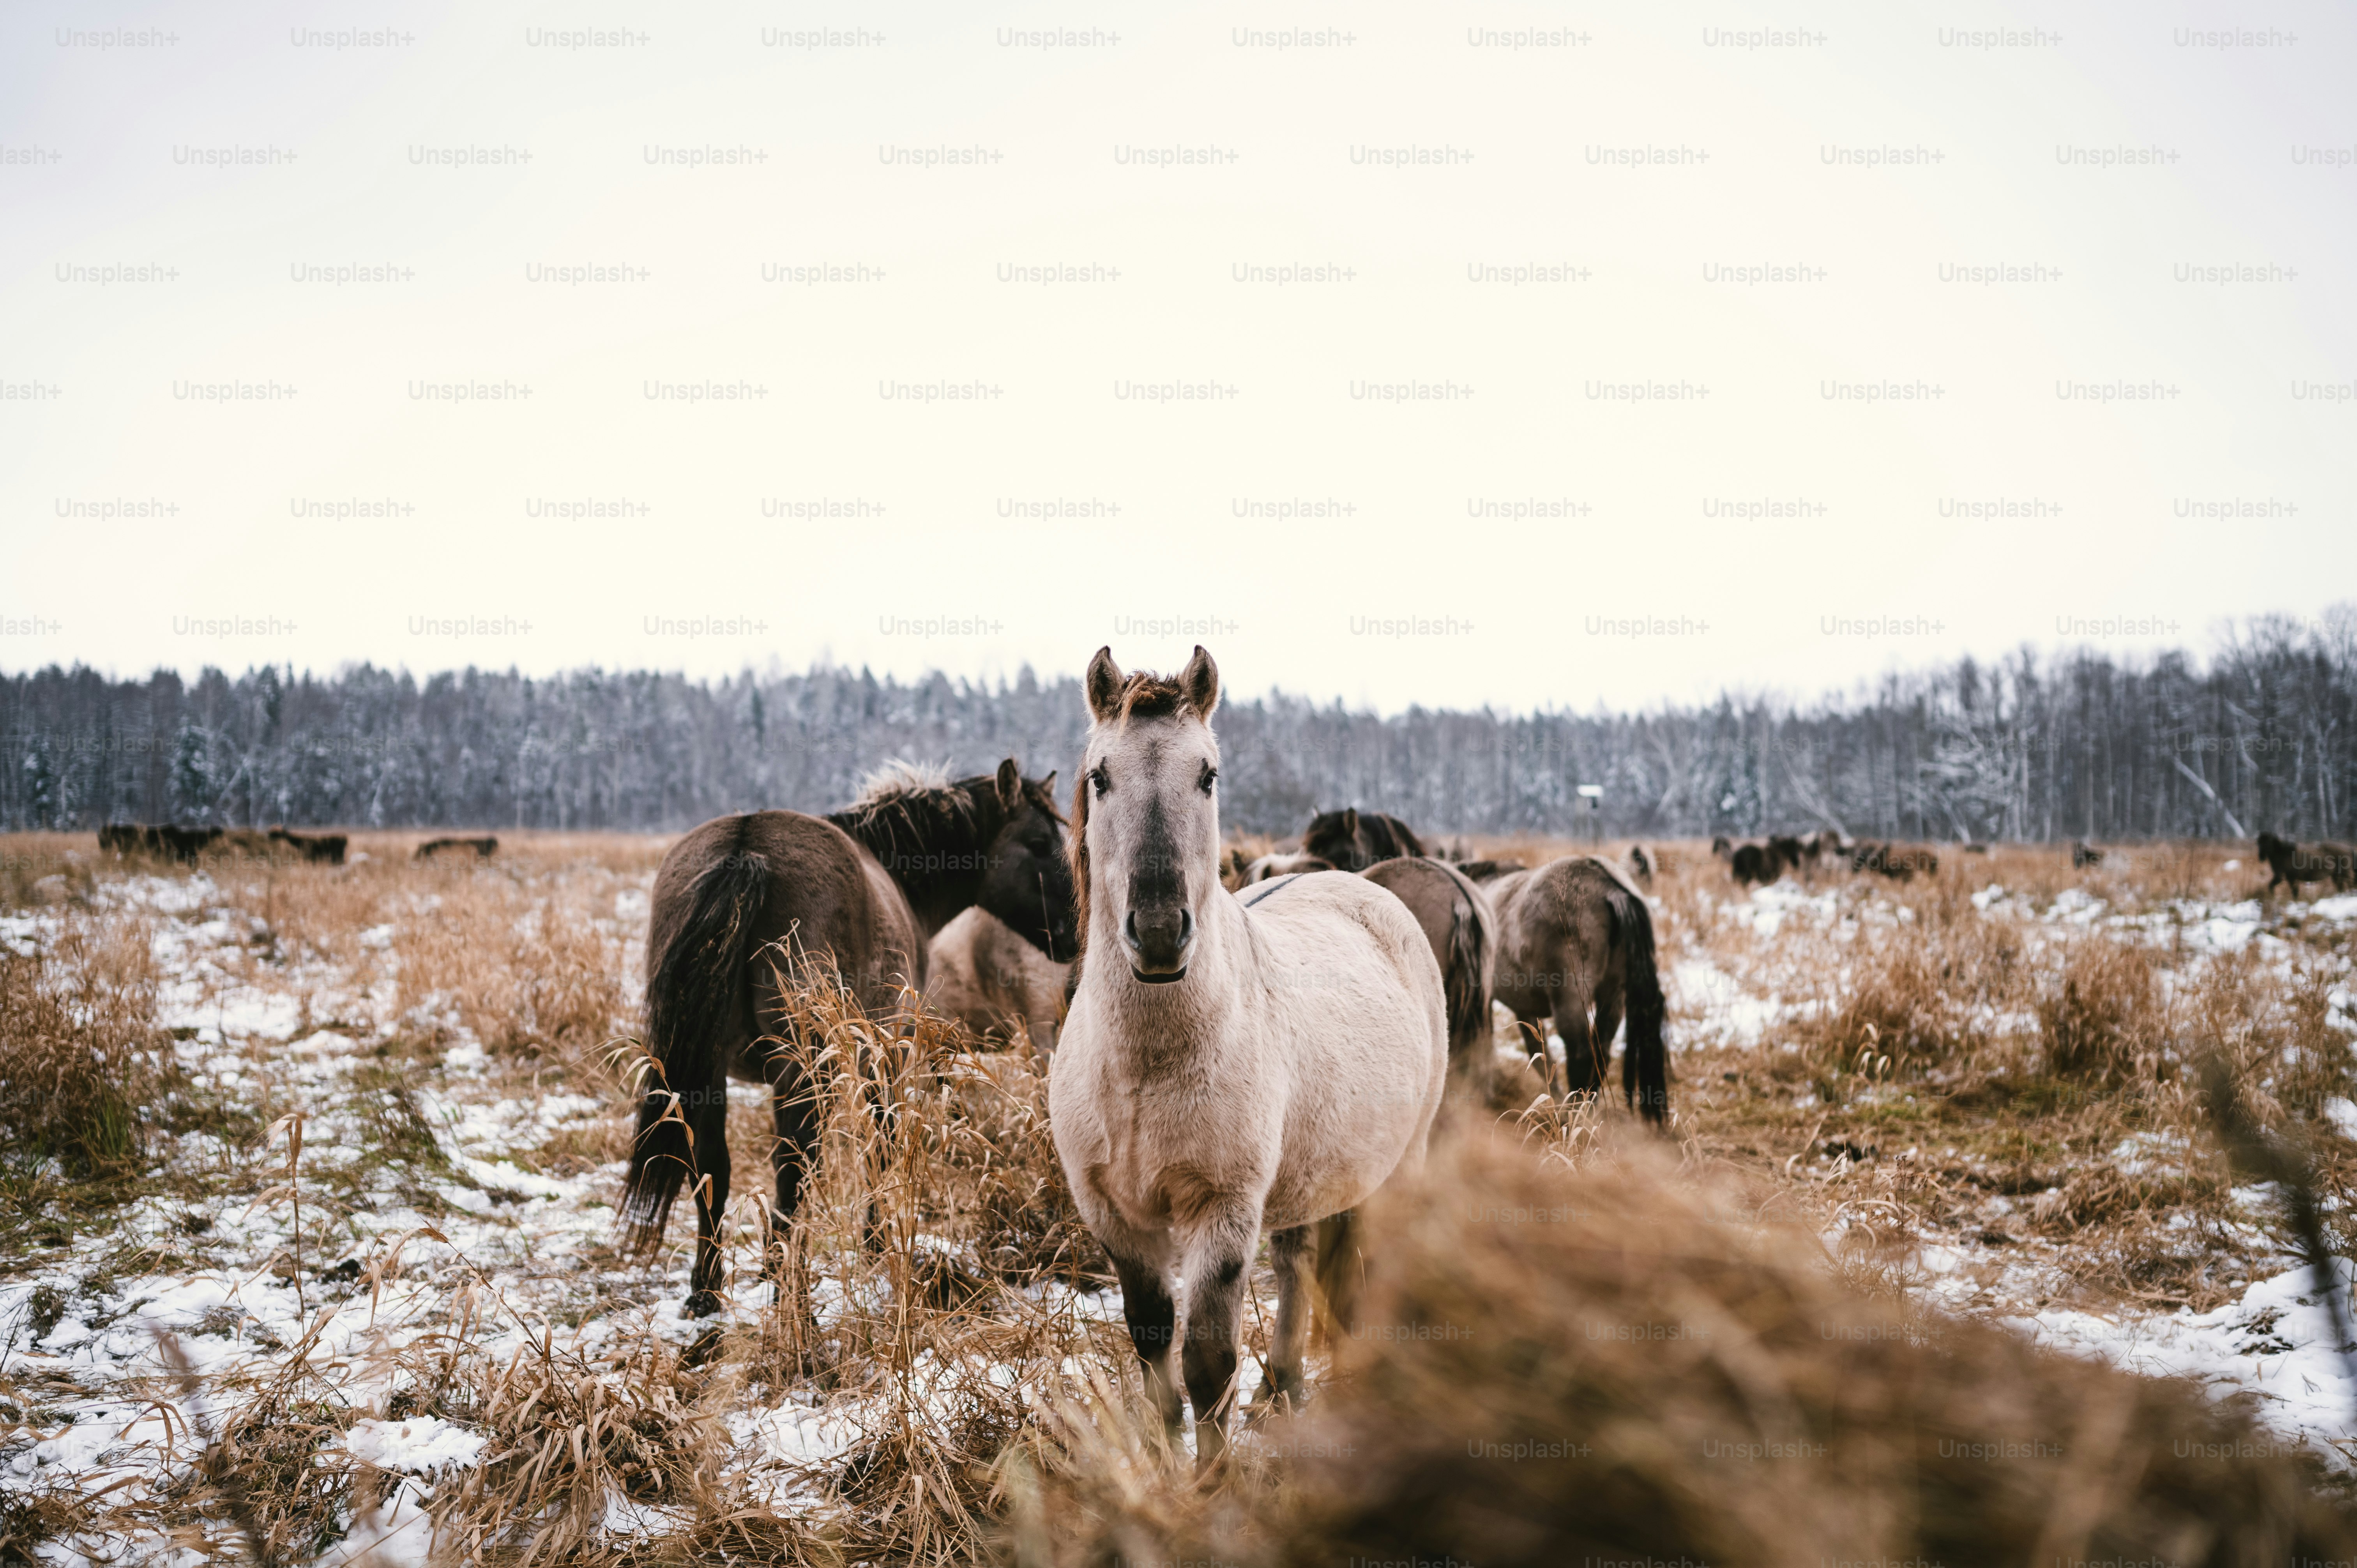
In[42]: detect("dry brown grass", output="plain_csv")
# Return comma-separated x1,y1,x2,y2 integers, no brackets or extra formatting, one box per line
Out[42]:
0,913,168,1174
1020,1132,2357,1568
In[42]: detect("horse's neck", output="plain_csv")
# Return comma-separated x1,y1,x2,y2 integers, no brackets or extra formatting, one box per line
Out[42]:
830,794,993,939
896,875,981,941
1083,888,1252,1065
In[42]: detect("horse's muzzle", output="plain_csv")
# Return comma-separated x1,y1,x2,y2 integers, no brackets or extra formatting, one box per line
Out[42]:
1123,906,1193,982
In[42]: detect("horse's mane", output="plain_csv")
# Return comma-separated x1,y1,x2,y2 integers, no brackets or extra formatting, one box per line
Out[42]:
1104,671,1194,722
827,761,988,871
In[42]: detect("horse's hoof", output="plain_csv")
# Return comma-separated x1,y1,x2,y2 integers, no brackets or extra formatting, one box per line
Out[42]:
682,1289,723,1319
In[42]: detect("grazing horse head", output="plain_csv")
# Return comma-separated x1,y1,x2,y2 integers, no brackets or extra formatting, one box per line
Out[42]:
975,759,1080,962
1302,806,1423,871
1071,644,1222,984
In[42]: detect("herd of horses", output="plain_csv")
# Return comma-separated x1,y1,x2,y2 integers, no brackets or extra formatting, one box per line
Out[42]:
96,826,502,865
1709,830,1940,886
85,656,2357,1463
615,647,1669,1459
98,823,349,864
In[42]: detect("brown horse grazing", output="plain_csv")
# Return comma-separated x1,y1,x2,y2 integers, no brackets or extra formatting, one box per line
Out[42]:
1239,851,1335,884
2072,840,2103,869
1362,856,1498,1104
926,906,1071,1056
1483,856,1668,1122
270,828,348,865
2256,832,2357,895
1850,842,1938,881
100,823,223,862
1302,807,1426,871
416,835,497,860
1626,844,1655,885
1728,842,1784,887
624,759,1078,1316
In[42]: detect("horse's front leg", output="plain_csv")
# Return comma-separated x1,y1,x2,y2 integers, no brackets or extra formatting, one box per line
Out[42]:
1107,1250,1182,1437
1180,1208,1261,1467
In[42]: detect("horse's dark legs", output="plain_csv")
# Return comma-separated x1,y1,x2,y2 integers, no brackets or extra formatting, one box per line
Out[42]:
1262,1224,1315,1410
763,1039,822,1236
1594,984,1626,1105
1181,1219,1256,1468
1556,994,1606,1099
1110,1251,1182,1436
683,1090,731,1317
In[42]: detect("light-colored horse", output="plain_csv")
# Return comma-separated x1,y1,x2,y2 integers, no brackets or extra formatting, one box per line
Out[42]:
1048,646,1448,1462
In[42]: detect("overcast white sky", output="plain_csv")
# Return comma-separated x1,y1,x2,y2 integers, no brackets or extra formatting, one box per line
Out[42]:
4,0,2352,714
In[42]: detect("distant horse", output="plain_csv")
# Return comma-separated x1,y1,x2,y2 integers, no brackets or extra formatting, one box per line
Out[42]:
1239,851,1335,884
270,828,348,865
2256,832,2356,895
927,906,1070,1056
1719,839,1785,887
99,823,221,863
624,759,1078,1316
416,835,498,860
2072,841,2103,869
1302,807,1426,871
1627,844,1655,885
1051,648,1445,1462
1850,842,1938,881
1483,855,1668,1122
1362,856,1497,1104
1453,858,1526,884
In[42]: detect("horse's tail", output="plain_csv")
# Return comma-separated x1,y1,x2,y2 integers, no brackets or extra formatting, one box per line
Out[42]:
1433,861,1493,1063
1608,881,1670,1127
621,830,770,1253
1313,1209,1365,1336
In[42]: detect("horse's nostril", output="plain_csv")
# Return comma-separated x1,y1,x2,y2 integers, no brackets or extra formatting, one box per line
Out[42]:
1179,909,1194,943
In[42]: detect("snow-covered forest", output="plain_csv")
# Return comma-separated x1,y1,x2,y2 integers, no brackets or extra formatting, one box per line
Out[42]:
4,610,2352,841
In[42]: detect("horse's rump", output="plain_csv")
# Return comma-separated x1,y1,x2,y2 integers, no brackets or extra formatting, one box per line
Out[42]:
1361,856,1495,1090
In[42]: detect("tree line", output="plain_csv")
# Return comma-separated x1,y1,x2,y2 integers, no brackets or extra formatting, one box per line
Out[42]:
4,610,2352,842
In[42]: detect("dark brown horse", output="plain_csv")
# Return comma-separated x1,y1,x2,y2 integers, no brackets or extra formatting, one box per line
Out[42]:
99,823,222,862
1361,856,1497,1104
1302,807,1426,871
2257,832,2357,895
1484,855,1668,1123
270,828,348,865
623,759,1078,1315
416,835,498,860
1849,842,1938,880
1715,836,1785,887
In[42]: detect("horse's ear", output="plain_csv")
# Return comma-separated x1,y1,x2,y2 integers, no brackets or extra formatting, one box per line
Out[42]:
1085,646,1124,722
1343,807,1359,837
995,757,1021,811
1040,770,1057,798
1180,645,1220,719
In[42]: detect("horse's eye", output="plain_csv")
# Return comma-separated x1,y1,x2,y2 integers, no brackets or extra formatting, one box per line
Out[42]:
1200,764,1218,795
1090,767,1109,798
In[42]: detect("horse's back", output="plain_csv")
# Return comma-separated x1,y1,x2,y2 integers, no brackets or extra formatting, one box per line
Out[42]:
1488,855,1628,1012
1246,869,1445,1008
1240,872,1448,1216
652,809,924,1015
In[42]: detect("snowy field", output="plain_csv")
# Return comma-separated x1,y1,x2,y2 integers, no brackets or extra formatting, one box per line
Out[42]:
2,836,2355,1561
